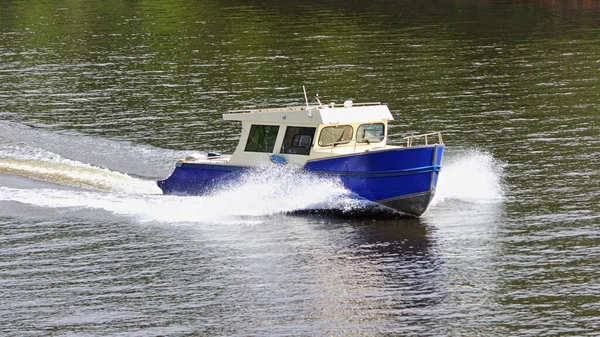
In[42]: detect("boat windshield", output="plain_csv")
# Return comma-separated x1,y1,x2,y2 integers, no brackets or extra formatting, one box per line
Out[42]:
280,126,316,155
318,125,353,147
356,123,385,143
244,124,280,152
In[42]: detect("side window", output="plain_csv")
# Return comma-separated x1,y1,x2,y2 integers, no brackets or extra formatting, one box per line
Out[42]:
357,123,385,143
318,125,353,147
280,126,316,155
244,125,280,152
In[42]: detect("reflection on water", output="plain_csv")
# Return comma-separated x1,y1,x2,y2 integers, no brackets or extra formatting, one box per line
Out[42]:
311,219,439,335
1,0,600,335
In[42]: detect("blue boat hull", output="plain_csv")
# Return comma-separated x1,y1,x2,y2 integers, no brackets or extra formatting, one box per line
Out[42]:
304,145,444,216
157,163,248,195
157,145,444,216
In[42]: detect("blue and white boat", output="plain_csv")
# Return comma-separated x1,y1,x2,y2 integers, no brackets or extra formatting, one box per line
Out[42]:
158,94,444,216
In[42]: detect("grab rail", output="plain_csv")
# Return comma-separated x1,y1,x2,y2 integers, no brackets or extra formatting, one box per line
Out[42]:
402,132,444,147
229,102,382,114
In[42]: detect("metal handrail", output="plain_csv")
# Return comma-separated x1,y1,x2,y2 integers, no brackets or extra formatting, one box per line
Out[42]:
402,132,444,147
229,102,382,114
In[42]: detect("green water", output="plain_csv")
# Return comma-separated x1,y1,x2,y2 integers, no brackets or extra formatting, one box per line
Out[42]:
1,0,599,335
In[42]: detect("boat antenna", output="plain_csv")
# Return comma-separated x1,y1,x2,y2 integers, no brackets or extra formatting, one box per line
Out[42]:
303,85,312,117
303,85,309,109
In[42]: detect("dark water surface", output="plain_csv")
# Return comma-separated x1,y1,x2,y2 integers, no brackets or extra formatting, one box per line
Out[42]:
1,0,599,336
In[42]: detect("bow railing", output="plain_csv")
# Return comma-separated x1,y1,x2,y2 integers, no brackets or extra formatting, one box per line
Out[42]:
402,132,444,147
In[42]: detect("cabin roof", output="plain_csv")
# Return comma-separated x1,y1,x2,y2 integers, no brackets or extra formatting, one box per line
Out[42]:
222,103,394,125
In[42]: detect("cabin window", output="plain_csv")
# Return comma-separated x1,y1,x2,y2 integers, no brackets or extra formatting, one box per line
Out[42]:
280,126,316,155
318,125,353,147
356,123,385,143
244,124,280,153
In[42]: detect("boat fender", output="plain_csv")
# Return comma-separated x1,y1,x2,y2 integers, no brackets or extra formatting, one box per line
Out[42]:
207,151,222,158
269,154,287,165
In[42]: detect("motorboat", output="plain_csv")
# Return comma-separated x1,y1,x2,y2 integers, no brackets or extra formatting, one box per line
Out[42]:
157,91,444,216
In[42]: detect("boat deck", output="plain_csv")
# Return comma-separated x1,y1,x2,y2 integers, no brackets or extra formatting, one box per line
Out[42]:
180,154,232,164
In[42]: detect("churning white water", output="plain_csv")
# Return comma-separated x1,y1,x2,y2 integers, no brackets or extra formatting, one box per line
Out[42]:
431,149,506,205
0,136,505,224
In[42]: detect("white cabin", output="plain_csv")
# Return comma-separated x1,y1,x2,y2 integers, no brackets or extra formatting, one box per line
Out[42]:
220,102,397,166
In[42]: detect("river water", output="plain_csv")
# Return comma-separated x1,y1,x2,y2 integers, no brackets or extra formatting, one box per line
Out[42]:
1,0,599,336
